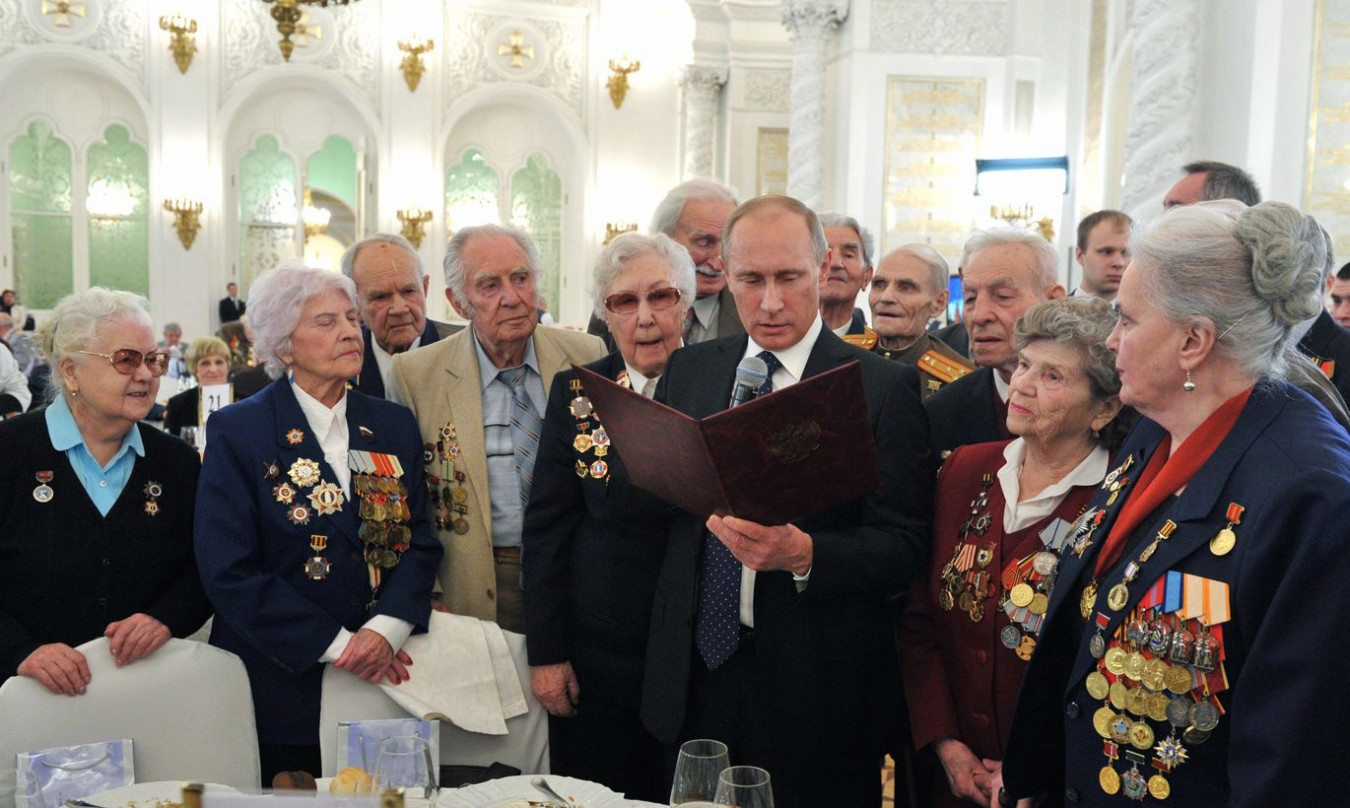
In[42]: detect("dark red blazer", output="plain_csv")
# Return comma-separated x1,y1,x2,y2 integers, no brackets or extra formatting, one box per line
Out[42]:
900,440,1094,783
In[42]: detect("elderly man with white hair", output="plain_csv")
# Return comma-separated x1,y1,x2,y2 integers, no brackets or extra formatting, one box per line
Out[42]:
869,244,973,399
392,224,604,633
924,228,1065,457
341,233,460,401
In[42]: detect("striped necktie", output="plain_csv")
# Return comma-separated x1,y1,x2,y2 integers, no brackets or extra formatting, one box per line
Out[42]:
497,366,542,508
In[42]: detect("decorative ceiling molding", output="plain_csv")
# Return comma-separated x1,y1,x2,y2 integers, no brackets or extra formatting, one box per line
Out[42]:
221,0,378,104
0,0,145,84
742,66,791,112
869,0,1009,55
443,10,586,117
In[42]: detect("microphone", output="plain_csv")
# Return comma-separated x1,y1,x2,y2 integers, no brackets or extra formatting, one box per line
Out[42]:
728,355,770,409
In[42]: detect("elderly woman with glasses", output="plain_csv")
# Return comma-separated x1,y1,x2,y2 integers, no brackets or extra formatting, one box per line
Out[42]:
0,288,212,695
522,232,695,801
163,336,233,439
195,267,441,784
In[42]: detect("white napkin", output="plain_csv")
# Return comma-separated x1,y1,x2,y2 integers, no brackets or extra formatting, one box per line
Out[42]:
376,612,527,735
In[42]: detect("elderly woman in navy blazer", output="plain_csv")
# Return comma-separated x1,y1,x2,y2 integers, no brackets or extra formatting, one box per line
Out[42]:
1000,201,1350,807
196,267,441,784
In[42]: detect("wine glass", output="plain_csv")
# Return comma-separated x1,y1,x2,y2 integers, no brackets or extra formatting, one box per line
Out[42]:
669,739,730,807
713,765,774,808
373,735,437,801
178,426,201,451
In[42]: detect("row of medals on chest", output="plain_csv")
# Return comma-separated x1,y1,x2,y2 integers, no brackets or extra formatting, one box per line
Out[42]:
425,423,471,535
937,474,1060,661
568,388,611,480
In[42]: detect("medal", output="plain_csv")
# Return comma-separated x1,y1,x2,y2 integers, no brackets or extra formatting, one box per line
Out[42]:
1086,671,1110,700
590,460,609,478
1109,681,1128,710
1182,725,1210,745
1009,583,1034,608
308,481,344,516
274,482,297,504
1127,687,1149,717
1105,647,1128,675
938,589,955,611
1000,625,1021,649
1189,699,1220,732
1106,582,1131,611
1154,732,1189,770
286,428,305,445
305,535,330,580
1147,692,1171,723
1015,635,1035,660
32,470,54,503
1080,580,1099,620
1142,658,1169,691
358,425,373,438
569,396,594,418
287,503,312,525
1093,706,1116,738
1032,551,1058,576
1121,762,1148,800
1029,593,1049,615
1147,773,1171,799
1165,665,1193,694
288,458,321,487
452,517,470,535
573,433,594,452
1099,765,1121,795
144,500,160,516
1209,502,1245,556
440,424,457,440
1089,632,1107,659
264,460,280,479
1128,720,1155,750
1166,696,1192,728
143,480,162,517
1124,651,1147,682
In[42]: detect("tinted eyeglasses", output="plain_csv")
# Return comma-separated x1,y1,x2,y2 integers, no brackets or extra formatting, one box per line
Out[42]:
77,348,171,377
604,287,683,315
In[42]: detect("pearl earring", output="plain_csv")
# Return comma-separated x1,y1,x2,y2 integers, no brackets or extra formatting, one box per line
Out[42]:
1183,368,1196,393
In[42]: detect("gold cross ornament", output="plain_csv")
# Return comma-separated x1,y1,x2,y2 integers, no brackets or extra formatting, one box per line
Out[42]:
41,0,85,27
497,32,534,69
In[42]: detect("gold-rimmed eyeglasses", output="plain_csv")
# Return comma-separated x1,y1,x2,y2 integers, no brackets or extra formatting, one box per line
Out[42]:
77,348,171,377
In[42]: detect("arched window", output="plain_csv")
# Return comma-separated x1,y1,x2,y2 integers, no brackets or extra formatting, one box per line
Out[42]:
87,124,149,296
509,154,562,315
445,148,500,232
9,120,73,308
238,135,297,290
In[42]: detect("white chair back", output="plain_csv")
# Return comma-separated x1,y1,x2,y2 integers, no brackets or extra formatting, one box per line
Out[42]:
0,638,260,808
318,630,547,777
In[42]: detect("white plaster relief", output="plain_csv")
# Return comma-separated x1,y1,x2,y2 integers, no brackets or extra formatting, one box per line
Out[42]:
869,0,1008,55
443,10,585,116
85,0,145,81
0,0,44,57
743,67,791,112
221,0,377,105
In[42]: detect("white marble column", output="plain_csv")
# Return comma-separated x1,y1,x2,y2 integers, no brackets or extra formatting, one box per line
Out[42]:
679,64,727,179
780,0,848,208
1120,0,1200,214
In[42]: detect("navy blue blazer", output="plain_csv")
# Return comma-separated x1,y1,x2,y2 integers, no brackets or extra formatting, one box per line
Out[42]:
195,377,441,746
1003,382,1350,806
352,320,447,400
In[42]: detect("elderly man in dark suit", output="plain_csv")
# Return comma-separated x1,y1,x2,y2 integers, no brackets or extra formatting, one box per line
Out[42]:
341,234,460,400
641,195,934,808
924,228,1065,458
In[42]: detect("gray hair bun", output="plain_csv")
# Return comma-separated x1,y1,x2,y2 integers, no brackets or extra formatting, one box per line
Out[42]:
1237,201,1328,327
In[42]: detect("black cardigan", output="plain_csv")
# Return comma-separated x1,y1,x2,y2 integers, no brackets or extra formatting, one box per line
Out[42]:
0,410,212,678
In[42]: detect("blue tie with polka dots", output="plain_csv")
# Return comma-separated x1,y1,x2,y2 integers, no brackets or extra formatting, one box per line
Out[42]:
695,350,781,670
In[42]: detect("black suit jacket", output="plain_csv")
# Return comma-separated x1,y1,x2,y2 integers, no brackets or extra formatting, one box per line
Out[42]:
1298,309,1350,406
352,319,456,400
218,296,245,324
523,353,674,707
924,366,1004,457
640,329,935,780
1003,382,1350,806
931,321,969,357
163,387,201,437
0,412,211,679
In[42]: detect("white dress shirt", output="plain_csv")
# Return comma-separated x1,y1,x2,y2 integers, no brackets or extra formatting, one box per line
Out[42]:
291,381,413,660
997,438,1109,534
732,316,824,626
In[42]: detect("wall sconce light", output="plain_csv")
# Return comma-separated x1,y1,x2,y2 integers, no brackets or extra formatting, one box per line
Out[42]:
163,198,203,250
397,207,433,249
159,15,198,74
397,36,435,91
301,189,331,239
607,54,640,109
604,222,638,246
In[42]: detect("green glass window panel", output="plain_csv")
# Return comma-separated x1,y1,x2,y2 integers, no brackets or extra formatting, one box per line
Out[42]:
89,220,149,297
239,135,297,225
12,214,73,309
87,124,149,217
509,154,562,314
307,136,357,211
9,120,72,213
445,149,500,231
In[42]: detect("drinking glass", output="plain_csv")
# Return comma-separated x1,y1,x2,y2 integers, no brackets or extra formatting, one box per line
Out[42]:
669,739,730,807
373,735,437,800
178,426,201,451
713,765,774,808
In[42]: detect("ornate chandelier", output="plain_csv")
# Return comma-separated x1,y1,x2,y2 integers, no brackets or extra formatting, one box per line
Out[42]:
259,0,356,62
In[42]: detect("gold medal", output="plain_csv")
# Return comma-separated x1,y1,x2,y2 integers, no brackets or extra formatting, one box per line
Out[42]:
1105,647,1128,676
1148,774,1170,799
1015,635,1035,660
144,500,160,517
1124,651,1147,681
1128,720,1155,750
1126,687,1149,717
1109,681,1129,710
285,428,304,445
1009,583,1034,608
938,589,955,611
1080,580,1098,620
1165,665,1193,694
1106,582,1131,611
1029,593,1049,615
1142,658,1169,691
1182,725,1210,745
1093,706,1116,738
573,433,594,452
1086,671,1110,700
1100,765,1121,795
308,482,344,516
288,458,321,488
1147,692,1171,723
574,460,587,478
452,517,470,535
1209,527,1236,556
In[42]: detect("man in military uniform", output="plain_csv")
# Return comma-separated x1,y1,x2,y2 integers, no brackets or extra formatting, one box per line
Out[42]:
818,214,875,346
868,244,972,399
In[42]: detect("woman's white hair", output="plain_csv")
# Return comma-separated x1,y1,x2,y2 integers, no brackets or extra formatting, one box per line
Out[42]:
248,267,359,379
1130,199,1327,379
591,232,697,320
34,287,153,400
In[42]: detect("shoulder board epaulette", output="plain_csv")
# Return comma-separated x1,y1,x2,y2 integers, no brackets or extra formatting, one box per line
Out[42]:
841,326,878,350
918,349,975,384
